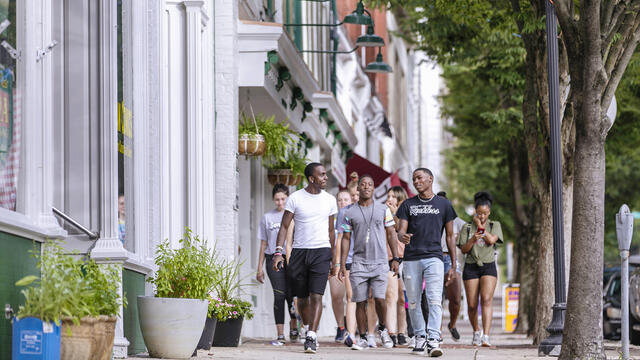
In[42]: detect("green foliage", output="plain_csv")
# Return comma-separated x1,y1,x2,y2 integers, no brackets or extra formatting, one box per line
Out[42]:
209,296,254,321
605,50,640,264
148,228,220,300
16,242,124,325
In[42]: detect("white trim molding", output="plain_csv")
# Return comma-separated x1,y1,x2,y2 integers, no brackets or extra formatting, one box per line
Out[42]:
312,91,357,148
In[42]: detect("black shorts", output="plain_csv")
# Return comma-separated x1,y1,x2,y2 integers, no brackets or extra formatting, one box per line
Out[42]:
287,247,332,297
462,262,497,280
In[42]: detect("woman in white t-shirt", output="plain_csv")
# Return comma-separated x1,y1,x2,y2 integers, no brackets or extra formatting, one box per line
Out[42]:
256,184,298,346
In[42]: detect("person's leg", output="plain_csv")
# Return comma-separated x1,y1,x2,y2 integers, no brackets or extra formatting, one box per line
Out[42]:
287,249,310,331
464,279,480,331
265,255,286,337
479,275,498,335
329,276,346,328
306,248,332,333
366,294,377,334
345,269,357,336
297,296,312,327
397,278,407,336
309,293,324,331
446,275,462,328
355,301,369,335
402,260,427,338
421,289,429,326
385,271,398,336
423,258,444,341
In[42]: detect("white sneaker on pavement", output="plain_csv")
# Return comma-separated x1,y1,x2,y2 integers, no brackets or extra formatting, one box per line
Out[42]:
427,338,443,357
367,334,377,348
407,336,416,349
379,328,394,349
481,334,491,347
351,337,369,351
472,330,483,346
411,336,427,355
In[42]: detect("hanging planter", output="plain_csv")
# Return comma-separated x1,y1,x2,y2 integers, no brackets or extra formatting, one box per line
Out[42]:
238,133,266,156
267,168,301,186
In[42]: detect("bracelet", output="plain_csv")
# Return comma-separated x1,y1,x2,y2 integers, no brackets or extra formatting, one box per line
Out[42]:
275,246,284,251
334,263,341,268
274,252,282,257
391,257,401,263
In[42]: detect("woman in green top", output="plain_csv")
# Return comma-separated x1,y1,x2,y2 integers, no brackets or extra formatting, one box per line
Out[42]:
457,191,503,347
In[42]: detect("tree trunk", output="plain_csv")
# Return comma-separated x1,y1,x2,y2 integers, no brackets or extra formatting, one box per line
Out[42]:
559,129,607,359
532,191,554,344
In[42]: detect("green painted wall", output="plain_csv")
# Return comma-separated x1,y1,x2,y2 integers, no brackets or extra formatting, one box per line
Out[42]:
123,268,146,355
0,233,40,360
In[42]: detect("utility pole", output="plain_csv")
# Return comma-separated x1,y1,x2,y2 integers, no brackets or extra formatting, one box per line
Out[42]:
538,0,566,356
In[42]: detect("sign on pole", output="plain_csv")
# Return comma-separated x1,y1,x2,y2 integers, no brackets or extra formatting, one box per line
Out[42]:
502,284,519,332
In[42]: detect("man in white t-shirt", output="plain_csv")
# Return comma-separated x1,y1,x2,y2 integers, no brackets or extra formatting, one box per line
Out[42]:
273,162,338,354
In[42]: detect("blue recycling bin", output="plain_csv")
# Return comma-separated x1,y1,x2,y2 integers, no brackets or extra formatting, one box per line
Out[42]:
11,317,60,360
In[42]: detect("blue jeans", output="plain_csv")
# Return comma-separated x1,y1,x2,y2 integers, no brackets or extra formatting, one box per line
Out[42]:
403,257,444,339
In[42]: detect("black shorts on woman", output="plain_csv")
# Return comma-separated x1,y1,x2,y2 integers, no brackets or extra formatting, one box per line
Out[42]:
462,261,497,280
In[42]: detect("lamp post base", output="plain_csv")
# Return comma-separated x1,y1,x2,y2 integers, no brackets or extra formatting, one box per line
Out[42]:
538,302,566,357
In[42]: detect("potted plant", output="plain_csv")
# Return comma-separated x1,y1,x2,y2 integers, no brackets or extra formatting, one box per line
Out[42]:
238,113,266,156
266,147,308,186
211,260,254,347
14,243,123,360
138,228,220,359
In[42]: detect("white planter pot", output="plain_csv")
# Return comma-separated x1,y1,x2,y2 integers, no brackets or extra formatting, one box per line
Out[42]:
137,296,208,359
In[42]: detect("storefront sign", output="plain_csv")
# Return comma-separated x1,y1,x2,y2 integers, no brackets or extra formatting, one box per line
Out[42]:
502,284,519,332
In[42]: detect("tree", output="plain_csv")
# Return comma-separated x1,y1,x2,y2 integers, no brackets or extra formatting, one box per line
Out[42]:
552,2,640,357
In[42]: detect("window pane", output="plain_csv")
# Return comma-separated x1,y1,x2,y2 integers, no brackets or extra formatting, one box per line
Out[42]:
118,0,134,251
0,0,19,211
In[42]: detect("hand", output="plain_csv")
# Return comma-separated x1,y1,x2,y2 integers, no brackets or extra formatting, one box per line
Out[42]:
330,264,339,278
473,214,482,227
400,233,413,244
390,260,399,275
338,265,347,282
445,267,457,286
256,271,264,283
471,231,484,242
272,254,284,271
386,202,398,215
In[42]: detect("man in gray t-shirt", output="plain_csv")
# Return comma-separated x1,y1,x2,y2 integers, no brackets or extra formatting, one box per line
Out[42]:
337,175,400,350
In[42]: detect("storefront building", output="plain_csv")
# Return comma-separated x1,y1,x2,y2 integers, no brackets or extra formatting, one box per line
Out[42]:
0,0,238,357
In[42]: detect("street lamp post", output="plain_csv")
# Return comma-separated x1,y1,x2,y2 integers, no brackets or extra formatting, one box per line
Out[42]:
538,0,567,356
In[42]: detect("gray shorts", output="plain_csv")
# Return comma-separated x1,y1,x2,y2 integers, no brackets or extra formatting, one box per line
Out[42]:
349,262,388,303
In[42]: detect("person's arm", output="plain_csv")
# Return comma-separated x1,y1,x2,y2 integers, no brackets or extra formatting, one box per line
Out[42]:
285,220,294,264
460,228,481,254
328,214,336,277
333,232,343,268
256,240,267,283
444,220,457,284
386,225,400,275
338,231,352,281
483,222,501,246
273,211,294,271
396,218,413,244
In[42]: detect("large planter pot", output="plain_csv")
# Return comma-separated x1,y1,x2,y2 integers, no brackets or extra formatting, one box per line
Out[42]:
267,169,301,186
212,317,244,347
238,133,266,156
60,315,116,360
137,296,208,359
196,316,217,350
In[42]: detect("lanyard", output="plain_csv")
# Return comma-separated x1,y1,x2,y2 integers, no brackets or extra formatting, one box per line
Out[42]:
357,202,375,244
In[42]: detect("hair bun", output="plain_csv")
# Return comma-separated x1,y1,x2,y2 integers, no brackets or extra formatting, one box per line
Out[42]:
474,191,493,204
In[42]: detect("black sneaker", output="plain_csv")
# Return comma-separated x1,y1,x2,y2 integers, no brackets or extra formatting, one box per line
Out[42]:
344,332,354,347
304,336,317,354
427,338,443,357
397,333,408,346
412,336,427,355
335,327,346,342
390,334,397,347
290,329,299,341
448,323,460,341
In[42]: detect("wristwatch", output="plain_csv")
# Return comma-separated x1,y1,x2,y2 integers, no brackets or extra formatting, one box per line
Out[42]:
391,257,401,264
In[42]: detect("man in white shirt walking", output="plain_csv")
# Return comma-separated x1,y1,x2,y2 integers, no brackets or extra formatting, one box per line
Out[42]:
273,162,338,354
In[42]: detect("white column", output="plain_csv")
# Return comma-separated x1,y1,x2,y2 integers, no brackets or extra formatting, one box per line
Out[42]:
18,0,65,237
214,0,238,259
91,0,128,357
184,1,205,237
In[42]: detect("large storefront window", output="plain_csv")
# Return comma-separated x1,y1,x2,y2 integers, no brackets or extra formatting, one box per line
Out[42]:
0,1,19,211
118,0,134,251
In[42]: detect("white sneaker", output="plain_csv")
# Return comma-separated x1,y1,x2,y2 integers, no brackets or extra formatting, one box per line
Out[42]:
472,331,482,346
351,337,368,350
407,336,416,349
427,338,443,357
411,336,427,355
379,328,394,349
481,334,491,347
367,334,377,348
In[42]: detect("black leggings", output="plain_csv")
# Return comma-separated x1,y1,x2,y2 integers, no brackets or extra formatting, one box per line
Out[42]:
265,254,296,325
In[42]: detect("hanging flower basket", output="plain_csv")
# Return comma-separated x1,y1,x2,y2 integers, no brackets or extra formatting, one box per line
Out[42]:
238,133,266,156
267,169,301,186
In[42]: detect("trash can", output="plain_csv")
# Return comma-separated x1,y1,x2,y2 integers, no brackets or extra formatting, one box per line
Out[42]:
11,317,60,360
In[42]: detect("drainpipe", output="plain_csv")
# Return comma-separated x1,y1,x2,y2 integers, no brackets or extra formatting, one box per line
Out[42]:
331,0,337,95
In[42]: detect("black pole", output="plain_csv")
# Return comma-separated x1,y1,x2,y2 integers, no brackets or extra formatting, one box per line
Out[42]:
538,1,566,356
